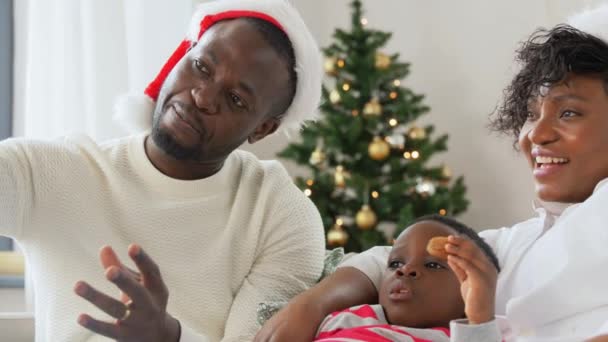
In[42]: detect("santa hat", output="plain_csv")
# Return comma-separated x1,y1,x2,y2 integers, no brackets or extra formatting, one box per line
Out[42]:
568,3,608,43
114,0,322,134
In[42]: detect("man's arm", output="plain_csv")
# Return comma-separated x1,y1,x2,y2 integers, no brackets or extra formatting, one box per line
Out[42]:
0,139,32,239
254,266,377,342
219,186,326,341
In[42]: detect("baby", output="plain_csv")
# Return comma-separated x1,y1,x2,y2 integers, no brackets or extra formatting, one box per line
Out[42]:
314,215,502,342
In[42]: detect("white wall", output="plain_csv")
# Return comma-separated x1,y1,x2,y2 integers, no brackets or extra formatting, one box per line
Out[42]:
244,0,606,231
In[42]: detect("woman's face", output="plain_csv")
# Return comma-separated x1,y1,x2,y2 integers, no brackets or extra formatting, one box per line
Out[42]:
518,74,608,203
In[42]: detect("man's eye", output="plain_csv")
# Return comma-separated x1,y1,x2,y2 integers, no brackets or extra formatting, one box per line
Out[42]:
230,93,245,108
194,59,209,74
426,262,444,269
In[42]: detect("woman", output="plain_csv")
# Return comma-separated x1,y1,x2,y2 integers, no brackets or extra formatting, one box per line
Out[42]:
255,5,608,342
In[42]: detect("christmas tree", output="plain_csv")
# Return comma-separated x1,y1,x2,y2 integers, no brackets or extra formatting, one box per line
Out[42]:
279,0,468,252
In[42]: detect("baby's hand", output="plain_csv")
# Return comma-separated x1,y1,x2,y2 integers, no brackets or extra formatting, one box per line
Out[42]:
444,235,497,325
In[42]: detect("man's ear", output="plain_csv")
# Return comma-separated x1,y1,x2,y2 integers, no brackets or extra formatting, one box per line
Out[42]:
248,116,282,144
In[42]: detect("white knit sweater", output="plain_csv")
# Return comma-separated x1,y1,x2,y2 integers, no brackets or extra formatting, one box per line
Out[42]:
0,134,325,342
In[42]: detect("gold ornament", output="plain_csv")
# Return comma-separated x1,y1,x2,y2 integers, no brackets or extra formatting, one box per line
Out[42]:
408,126,427,140
309,147,326,166
441,165,453,181
356,204,378,230
329,90,341,104
334,165,349,188
327,224,349,246
368,136,391,161
363,98,382,116
324,57,337,74
375,52,391,69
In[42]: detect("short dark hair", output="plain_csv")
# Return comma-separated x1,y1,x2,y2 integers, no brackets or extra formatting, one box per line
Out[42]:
242,17,298,118
409,214,500,271
491,24,608,145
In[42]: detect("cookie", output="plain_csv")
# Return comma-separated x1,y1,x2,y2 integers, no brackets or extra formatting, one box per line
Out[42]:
426,236,449,260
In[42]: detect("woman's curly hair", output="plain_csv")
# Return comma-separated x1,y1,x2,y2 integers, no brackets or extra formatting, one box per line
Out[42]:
491,24,608,144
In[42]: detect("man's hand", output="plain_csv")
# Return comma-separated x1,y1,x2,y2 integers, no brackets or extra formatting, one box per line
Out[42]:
587,335,608,342
74,244,180,342
445,235,498,325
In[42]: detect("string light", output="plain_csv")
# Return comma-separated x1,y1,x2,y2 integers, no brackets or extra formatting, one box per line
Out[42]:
393,79,401,87
361,18,368,26
342,83,351,91
389,91,398,100
412,151,420,159
439,209,447,216
304,189,312,197
306,179,314,186
389,118,398,127
337,59,345,68
371,191,380,199
351,109,360,116
403,151,412,159
336,217,344,226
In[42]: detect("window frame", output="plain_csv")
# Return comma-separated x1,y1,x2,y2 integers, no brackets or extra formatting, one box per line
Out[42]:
0,0,24,288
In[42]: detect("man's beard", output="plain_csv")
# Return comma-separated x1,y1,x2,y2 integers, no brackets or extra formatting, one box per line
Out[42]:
150,111,203,161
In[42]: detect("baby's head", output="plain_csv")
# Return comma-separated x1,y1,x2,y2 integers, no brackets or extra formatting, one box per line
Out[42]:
379,215,499,328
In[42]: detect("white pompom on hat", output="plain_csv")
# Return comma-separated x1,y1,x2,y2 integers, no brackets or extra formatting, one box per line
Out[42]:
114,0,322,134
568,3,608,43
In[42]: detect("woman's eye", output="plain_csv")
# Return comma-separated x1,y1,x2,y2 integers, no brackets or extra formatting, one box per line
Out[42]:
560,110,579,118
526,111,539,121
426,262,444,269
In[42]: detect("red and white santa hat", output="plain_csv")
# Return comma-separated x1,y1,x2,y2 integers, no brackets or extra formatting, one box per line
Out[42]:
114,0,322,134
568,3,608,43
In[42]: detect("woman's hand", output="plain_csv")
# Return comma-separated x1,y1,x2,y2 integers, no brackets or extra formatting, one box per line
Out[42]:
445,235,498,325
254,294,323,342
255,267,378,342
74,245,180,342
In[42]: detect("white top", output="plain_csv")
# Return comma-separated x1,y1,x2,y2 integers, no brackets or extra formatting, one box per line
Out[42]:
0,134,325,342
340,178,608,342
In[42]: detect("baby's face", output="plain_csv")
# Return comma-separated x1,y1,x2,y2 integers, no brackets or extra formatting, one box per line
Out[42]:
379,221,464,328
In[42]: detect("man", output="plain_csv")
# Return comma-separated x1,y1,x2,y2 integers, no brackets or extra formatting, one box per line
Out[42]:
0,0,325,341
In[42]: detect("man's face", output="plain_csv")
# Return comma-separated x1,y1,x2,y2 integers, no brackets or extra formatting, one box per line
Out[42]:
151,19,290,162
519,74,608,203
379,221,464,328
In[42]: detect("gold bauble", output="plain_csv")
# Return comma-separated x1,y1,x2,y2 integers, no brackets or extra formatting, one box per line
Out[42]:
329,90,341,104
408,126,427,140
363,98,382,116
334,165,348,188
327,225,349,246
356,204,378,230
309,147,326,166
375,52,391,69
368,136,391,161
324,57,337,74
441,165,453,181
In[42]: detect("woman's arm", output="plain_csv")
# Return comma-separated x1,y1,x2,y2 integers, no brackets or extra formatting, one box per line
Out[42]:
254,267,378,342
